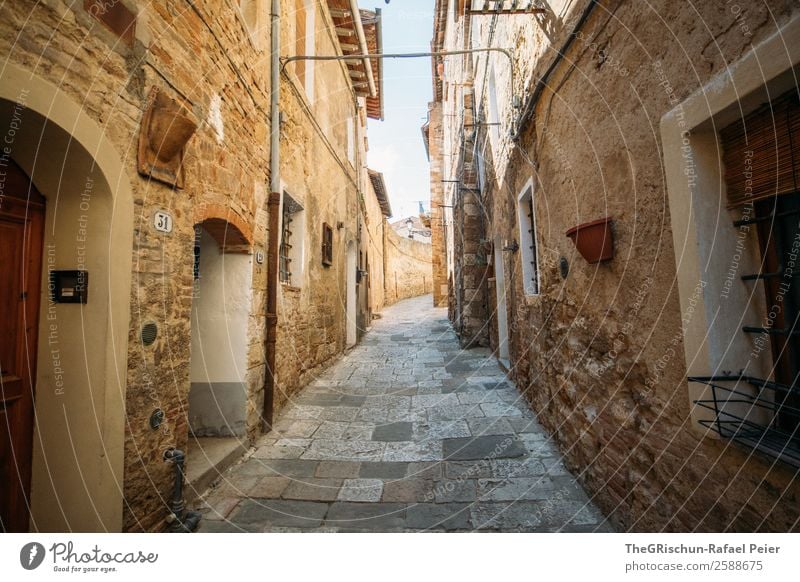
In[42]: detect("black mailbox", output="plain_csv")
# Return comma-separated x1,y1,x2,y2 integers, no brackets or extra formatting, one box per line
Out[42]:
50,270,89,304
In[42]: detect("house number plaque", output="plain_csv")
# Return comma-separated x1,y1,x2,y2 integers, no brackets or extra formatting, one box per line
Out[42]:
153,210,173,234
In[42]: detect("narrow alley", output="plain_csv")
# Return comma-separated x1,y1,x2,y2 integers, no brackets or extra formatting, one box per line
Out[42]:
196,295,611,532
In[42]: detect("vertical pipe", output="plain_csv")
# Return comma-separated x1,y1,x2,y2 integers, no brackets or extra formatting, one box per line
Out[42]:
263,0,282,429
382,219,388,305
348,0,376,98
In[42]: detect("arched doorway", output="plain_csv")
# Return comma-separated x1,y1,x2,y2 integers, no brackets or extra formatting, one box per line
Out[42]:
187,214,253,493
0,63,134,532
346,240,357,347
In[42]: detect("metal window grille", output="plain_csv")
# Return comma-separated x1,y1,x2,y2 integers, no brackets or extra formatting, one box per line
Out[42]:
279,200,294,284
193,227,202,281
691,375,800,467
691,192,800,466
527,197,539,294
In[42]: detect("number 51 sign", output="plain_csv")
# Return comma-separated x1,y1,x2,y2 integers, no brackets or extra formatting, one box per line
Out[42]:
153,210,173,233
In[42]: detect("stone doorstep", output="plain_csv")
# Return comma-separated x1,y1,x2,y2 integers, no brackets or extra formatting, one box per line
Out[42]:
185,437,249,504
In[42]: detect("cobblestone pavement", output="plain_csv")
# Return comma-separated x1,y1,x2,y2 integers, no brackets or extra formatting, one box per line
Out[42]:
196,294,613,532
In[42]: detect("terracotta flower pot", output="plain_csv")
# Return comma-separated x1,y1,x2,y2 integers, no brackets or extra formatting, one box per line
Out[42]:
565,217,614,264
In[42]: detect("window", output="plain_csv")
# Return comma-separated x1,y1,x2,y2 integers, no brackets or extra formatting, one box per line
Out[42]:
321,222,333,267
279,192,304,285
691,89,800,465
517,180,540,295
237,0,261,47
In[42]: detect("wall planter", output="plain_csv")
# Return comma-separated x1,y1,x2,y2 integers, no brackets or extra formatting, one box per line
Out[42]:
565,217,614,263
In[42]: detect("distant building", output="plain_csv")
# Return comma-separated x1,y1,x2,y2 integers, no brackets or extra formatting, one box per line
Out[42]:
390,215,432,243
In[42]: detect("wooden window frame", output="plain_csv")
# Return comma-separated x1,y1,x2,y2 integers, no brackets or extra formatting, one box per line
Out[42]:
517,179,540,296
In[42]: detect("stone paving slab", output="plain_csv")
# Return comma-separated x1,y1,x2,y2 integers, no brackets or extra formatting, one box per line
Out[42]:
443,435,527,461
372,422,414,442
359,461,408,479
325,502,406,530
338,479,383,502
230,499,329,528
195,295,612,533
282,478,343,501
406,503,472,531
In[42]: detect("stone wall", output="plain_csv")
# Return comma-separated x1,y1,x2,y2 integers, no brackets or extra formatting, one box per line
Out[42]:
364,178,387,317
0,0,273,531
383,226,433,305
0,0,375,532
427,104,448,308
271,0,362,417
435,0,800,531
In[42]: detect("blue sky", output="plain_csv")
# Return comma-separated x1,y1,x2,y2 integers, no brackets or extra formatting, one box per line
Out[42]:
366,0,434,221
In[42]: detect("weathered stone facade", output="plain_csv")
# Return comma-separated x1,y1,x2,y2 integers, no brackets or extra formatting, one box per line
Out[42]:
0,0,393,533
364,170,391,318
425,102,449,307
1,0,273,532
271,0,364,415
383,226,434,305
431,0,800,531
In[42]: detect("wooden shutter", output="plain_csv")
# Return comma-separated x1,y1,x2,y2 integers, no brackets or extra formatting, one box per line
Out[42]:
321,223,333,266
721,90,800,208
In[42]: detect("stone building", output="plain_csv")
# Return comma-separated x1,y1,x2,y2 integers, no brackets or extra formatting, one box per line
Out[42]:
0,0,387,533
429,0,800,530
390,214,432,243
364,169,392,318
383,224,434,305
423,100,448,308
362,168,434,315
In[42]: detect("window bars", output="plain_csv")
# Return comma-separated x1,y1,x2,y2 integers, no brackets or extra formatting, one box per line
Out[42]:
527,196,539,295
690,375,800,467
692,192,800,467
279,200,293,284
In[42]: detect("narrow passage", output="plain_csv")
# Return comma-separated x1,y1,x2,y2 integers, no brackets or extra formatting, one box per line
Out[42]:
196,295,612,532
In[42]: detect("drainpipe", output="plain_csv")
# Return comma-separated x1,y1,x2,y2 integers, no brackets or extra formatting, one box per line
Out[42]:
374,7,384,120
348,0,377,98
382,218,388,304
263,0,281,429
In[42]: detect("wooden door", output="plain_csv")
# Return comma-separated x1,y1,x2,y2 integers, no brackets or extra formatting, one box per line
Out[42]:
0,160,45,532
